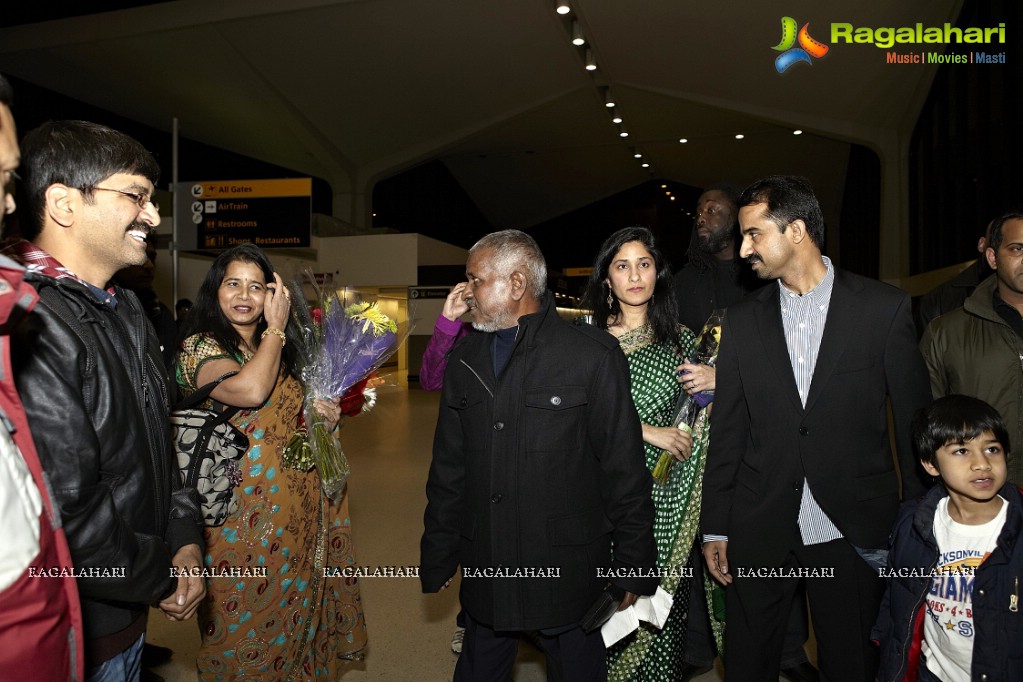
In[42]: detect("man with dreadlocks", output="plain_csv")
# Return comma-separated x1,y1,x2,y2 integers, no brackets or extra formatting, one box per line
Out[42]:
672,185,763,334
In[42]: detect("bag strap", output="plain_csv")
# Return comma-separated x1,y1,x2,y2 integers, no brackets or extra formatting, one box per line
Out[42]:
175,370,241,412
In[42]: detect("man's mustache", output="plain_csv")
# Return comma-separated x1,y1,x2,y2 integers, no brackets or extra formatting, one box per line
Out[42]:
125,221,152,235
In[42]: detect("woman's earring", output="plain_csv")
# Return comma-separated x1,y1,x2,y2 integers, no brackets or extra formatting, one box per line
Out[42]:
607,291,613,308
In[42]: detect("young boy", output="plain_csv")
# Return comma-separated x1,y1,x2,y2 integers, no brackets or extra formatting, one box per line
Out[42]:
874,395,1022,681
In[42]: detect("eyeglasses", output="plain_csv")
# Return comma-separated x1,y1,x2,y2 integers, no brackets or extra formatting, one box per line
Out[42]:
93,186,159,212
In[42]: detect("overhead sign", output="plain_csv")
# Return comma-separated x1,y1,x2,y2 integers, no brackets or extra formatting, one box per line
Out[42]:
175,178,312,249
563,267,593,277
409,287,453,300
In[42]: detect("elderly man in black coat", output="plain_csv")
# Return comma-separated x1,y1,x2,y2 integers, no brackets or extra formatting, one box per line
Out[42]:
421,229,658,681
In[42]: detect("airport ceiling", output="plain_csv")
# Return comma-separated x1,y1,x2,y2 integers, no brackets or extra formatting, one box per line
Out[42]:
0,0,961,233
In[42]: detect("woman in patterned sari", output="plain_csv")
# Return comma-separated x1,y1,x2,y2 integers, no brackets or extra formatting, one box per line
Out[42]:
176,244,366,680
583,227,710,681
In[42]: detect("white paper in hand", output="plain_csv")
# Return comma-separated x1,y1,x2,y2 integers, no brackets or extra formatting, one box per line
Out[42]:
600,587,674,647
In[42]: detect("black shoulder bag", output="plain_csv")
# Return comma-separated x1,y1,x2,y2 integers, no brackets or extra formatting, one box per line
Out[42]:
170,371,249,526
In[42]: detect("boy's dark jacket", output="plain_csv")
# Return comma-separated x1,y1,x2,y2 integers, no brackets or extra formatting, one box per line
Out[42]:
873,482,1023,681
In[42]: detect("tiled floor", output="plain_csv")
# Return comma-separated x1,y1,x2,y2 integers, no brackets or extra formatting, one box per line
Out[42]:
146,386,730,680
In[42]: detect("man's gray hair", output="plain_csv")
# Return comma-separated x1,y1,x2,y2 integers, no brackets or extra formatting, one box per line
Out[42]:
470,229,548,300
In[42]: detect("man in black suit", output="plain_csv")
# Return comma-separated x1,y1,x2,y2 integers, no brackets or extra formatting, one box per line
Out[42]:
699,176,931,681
674,185,815,682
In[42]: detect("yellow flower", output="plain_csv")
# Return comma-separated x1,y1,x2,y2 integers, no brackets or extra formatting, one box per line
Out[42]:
345,302,398,336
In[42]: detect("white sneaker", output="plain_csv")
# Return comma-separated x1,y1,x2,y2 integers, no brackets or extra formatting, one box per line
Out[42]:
450,626,466,654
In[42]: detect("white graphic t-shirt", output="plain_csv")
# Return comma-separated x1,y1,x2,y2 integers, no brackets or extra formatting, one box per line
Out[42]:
921,495,1007,681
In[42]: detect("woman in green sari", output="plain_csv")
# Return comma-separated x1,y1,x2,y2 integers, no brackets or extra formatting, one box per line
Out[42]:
583,227,711,681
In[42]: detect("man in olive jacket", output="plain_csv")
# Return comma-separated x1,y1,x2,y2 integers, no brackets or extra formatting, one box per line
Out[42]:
921,210,1023,485
421,230,657,682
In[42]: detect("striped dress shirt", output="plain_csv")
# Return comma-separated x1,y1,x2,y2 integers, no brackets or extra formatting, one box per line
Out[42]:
779,256,843,545
702,257,841,546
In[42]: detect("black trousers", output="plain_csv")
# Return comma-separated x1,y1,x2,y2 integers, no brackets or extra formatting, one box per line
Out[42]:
686,542,810,668
723,538,884,682
454,612,605,682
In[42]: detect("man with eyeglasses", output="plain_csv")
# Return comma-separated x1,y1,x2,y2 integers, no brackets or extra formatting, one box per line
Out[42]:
9,120,204,682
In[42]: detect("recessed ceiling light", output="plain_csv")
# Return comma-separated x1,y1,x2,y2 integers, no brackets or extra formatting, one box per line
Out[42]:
611,108,623,124
793,129,803,135
678,138,688,144
735,134,745,140
634,153,642,158
556,0,570,15
641,163,650,168
572,21,585,46
585,49,597,71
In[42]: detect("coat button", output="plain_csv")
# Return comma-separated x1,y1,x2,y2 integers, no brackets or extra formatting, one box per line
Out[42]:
979,675,988,681
550,395,562,406
793,481,802,491
798,426,809,436
494,422,504,431
460,398,468,407
491,494,503,503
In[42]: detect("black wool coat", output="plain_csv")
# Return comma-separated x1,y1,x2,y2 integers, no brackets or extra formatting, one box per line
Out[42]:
420,295,658,631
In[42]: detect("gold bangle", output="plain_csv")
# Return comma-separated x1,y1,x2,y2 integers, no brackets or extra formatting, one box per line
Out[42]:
261,327,286,347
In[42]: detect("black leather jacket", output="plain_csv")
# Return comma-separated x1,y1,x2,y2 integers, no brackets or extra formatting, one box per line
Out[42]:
11,272,203,642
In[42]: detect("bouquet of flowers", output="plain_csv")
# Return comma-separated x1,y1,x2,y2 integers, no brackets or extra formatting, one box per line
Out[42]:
339,374,380,417
283,275,412,499
651,309,725,485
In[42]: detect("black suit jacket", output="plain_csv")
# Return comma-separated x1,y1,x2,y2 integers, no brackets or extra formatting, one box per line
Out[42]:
700,268,931,567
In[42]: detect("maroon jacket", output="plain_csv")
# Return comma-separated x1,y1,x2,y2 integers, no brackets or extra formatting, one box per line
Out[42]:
0,254,83,680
